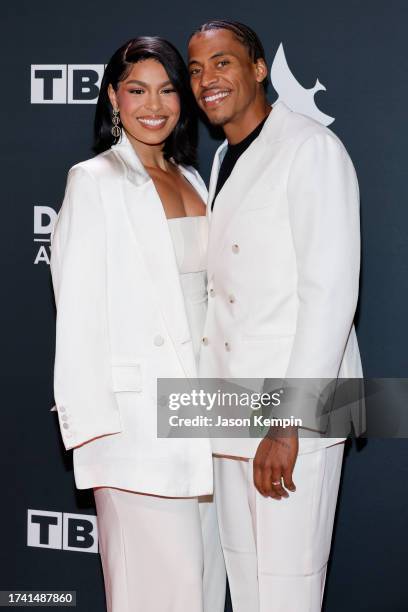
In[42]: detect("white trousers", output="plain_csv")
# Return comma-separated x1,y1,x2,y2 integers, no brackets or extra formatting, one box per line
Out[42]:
94,488,226,612
214,442,345,612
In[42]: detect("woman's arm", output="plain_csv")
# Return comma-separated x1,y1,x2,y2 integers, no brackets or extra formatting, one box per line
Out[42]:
51,166,122,450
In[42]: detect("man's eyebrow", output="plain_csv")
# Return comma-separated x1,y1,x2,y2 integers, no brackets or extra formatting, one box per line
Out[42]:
188,51,233,66
124,79,172,87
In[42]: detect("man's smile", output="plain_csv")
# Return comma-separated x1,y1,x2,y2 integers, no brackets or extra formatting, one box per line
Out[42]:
201,89,232,108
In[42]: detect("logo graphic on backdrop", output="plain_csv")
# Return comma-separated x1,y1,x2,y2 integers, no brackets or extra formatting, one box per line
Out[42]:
30,45,334,264
31,65,105,104
34,206,57,265
271,43,335,126
31,45,334,121
27,509,98,553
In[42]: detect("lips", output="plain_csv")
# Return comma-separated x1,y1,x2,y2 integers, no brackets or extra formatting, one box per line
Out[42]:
201,90,231,108
137,116,167,129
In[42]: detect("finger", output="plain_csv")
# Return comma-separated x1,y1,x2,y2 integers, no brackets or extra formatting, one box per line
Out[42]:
282,467,296,492
253,462,267,496
267,474,282,500
261,461,275,497
261,456,285,498
270,471,288,499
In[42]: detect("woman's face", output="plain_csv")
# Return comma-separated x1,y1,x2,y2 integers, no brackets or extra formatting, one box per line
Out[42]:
108,58,180,148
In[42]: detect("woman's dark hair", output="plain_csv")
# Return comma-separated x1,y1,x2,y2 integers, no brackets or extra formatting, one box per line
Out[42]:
94,37,198,166
190,19,268,92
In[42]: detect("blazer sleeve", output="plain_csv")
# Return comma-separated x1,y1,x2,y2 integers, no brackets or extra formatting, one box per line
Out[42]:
50,166,122,450
267,132,361,430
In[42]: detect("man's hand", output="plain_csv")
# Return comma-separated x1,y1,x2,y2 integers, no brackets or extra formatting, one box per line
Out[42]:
253,426,299,499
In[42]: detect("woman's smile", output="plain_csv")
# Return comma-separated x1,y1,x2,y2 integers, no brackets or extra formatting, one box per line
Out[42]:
137,115,168,129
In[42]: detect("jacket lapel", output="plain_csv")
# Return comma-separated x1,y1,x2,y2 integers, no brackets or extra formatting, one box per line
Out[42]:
110,132,200,378
207,140,227,221
206,102,290,279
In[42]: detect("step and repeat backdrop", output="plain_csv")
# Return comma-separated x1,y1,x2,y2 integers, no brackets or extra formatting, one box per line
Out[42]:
2,0,408,610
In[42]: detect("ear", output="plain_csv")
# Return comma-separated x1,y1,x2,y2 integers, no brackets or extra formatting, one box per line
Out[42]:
254,58,268,85
107,84,119,111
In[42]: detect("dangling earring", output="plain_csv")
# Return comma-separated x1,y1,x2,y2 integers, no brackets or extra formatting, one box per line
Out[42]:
111,108,121,138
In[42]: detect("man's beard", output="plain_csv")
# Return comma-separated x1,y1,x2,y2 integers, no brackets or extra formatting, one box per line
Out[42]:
206,112,230,127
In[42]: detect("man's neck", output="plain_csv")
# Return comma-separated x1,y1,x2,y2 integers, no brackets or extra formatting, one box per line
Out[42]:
223,100,271,145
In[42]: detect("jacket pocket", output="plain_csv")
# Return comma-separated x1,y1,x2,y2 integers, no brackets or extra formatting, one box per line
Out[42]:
111,363,143,392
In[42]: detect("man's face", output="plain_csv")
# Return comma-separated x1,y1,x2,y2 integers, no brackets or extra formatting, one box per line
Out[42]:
188,29,265,127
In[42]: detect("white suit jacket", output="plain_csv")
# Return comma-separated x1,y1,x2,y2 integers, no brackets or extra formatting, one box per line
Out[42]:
50,130,213,497
199,101,364,457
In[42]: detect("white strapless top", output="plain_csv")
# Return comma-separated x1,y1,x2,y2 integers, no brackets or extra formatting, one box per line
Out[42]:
167,216,208,360
167,215,208,273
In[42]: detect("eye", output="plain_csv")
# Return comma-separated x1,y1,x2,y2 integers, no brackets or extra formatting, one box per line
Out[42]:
161,87,176,94
128,88,144,94
217,60,230,68
189,67,201,77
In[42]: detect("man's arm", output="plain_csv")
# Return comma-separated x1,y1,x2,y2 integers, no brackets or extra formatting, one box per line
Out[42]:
254,132,360,498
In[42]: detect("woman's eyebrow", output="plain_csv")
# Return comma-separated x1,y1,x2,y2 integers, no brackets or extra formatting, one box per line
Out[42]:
124,79,172,87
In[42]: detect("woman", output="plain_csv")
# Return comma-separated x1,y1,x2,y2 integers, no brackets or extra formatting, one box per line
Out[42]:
50,37,225,612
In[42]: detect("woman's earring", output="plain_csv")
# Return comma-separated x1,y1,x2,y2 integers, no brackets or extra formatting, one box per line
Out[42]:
111,108,121,138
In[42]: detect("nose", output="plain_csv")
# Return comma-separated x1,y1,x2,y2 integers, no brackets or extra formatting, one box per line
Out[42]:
144,92,162,113
200,65,218,89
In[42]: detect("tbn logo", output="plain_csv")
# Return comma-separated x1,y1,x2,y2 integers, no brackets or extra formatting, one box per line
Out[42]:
31,65,105,104
27,509,98,553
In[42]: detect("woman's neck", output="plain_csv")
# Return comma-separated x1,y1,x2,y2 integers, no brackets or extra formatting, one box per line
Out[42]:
126,130,168,171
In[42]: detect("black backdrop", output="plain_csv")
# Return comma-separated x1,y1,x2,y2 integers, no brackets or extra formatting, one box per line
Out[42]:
2,1,408,610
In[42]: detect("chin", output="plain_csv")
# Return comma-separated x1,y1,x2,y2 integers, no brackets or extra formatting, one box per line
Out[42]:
133,130,170,146
205,111,231,127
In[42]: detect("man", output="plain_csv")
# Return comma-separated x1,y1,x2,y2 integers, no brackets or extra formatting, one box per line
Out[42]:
188,20,363,611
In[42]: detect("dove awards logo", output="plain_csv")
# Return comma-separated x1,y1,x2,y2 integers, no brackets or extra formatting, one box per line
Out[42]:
270,43,334,126
33,205,57,265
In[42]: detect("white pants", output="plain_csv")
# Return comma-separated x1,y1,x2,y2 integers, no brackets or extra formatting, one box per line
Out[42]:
214,442,345,612
94,488,226,612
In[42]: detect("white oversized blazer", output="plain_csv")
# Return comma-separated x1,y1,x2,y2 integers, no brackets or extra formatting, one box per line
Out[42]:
50,130,213,497
199,101,364,457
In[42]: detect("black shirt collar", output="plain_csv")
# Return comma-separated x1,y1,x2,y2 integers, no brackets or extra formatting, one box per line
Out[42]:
227,115,269,155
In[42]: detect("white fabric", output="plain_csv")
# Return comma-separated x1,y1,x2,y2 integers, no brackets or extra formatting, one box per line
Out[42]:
214,443,344,612
50,131,213,496
94,488,226,612
168,217,209,358
167,215,208,273
199,101,363,457
90,215,226,612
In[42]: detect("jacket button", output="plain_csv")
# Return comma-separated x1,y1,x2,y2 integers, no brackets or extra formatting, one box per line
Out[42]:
58,405,66,413
154,335,165,346
224,341,231,351
61,414,68,422
228,295,235,304
62,422,69,429
201,336,209,346
232,244,240,253
209,288,215,297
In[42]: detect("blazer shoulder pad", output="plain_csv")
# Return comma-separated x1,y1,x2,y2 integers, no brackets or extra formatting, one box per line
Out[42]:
69,149,124,182
285,112,350,158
